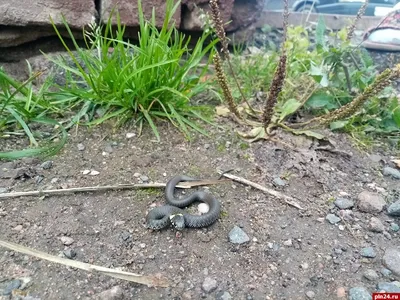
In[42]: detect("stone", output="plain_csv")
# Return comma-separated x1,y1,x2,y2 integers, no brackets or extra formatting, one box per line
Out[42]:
380,268,392,277
198,203,209,214
363,269,379,281
201,277,217,293
228,226,250,244
357,191,386,213
326,214,341,224
376,282,400,292
60,236,74,246
368,217,385,233
360,247,376,258
334,197,354,209
272,177,286,186
382,248,400,276
336,287,346,298
0,188,8,194
2,279,21,295
40,161,53,169
382,167,400,179
387,200,400,216
305,291,315,299
93,286,125,300
348,287,371,300
216,291,232,300
390,223,400,232
77,143,85,151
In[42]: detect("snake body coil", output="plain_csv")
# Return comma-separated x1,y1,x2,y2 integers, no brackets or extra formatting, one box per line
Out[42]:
146,175,221,230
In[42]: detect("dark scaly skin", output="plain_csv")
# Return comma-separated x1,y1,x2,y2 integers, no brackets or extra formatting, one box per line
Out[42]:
146,175,221,230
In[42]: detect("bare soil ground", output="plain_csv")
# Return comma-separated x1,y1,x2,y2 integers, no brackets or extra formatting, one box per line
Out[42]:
1,119,400,300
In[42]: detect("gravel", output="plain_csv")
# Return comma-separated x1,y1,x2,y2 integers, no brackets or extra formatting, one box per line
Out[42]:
368,217,385,233
201,277,218,293
376,282,400,292
363,269,379,281
360,247,376,258
334,197,354,209
387,200,400,216
348,287,371,300
326,213,341,224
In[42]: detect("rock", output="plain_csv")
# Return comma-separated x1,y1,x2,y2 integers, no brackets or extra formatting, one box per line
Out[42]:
380,268,392,277
348,287,371,300
357,191,386,213
140,175,149,182
383,167,400,179
0,0,95,47
326,213,341,224
360,247,376,258
376,282,400,292
89,170,100,176
272,177,286,187
387,200,400,216
1,279,21,295
368,217,385,233
0,166,28,179
12,224,23,231
216,291,232,300
334,197,354,209
77,143,85,151
228,226,250,244
201,277,217,293
305,291,315,299
363,269,379,281
40,161,53,170
60,236,74,246
382,248,400,276
63,249,76,259
390,223,400,232
93,286,125,300
0,188,8,194
126,132,136,139
336,287,346,298
198,203,209,214
369,154,382,163
104,144,114,153
283,239,292,247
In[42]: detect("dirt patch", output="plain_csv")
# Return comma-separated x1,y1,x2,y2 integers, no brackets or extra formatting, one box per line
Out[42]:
1,120,400,300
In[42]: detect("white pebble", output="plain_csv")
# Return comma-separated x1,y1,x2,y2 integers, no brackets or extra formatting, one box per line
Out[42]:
82,170,90,175
198,203,210,214
126,132,136,139
89,170,100,176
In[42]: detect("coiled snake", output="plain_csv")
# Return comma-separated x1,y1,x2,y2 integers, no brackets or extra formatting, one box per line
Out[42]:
146,175,221,230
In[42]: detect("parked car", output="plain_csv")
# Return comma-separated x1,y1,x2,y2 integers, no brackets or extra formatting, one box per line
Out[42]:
292,0,399,16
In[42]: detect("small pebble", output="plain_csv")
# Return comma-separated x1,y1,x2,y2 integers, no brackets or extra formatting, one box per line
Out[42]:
390,223,399,232
0,187,8,194
89,170,100,176
380,268,392,277
198,203,209,214
216,291,232,300
133,173,141,178
82,170,90,175
126,133,136,139
376,282,400,292
12,224,23,231
360,247,376,258
272,177,286,187
140,175,149,182
368,217,385,233
363,269,379,281
283,239,292,247
357,191,386,213
94,285,125,299
40,161,53,170
334,197,354,209
202,277,218,293
382,248,400,276
60,236,74,246
228,226,250,244
387,200,400,216
2,279,21,295
305,291,315,299
77,143,85,151
336,287,346,298
63,249,76,259
382,166,400,179
326,214,341,224
348,287,371,300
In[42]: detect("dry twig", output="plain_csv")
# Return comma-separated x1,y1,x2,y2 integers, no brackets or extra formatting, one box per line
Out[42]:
0,179,231,200
217,171,304,210
0,239,169,287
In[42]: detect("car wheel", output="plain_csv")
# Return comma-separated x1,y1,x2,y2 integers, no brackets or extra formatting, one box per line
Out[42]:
296,3,317,13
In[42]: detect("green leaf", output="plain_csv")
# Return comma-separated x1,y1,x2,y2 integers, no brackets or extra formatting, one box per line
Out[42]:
278,99,302,122
392,106,400,127
292,130,325,140
315,16,326,48
305,92,337,110
330,120,349,131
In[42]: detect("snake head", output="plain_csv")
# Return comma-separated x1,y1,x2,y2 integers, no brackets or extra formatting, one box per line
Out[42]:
170,214,185,230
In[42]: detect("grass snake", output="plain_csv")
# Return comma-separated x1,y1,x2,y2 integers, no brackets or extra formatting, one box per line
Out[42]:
146,175,221,230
